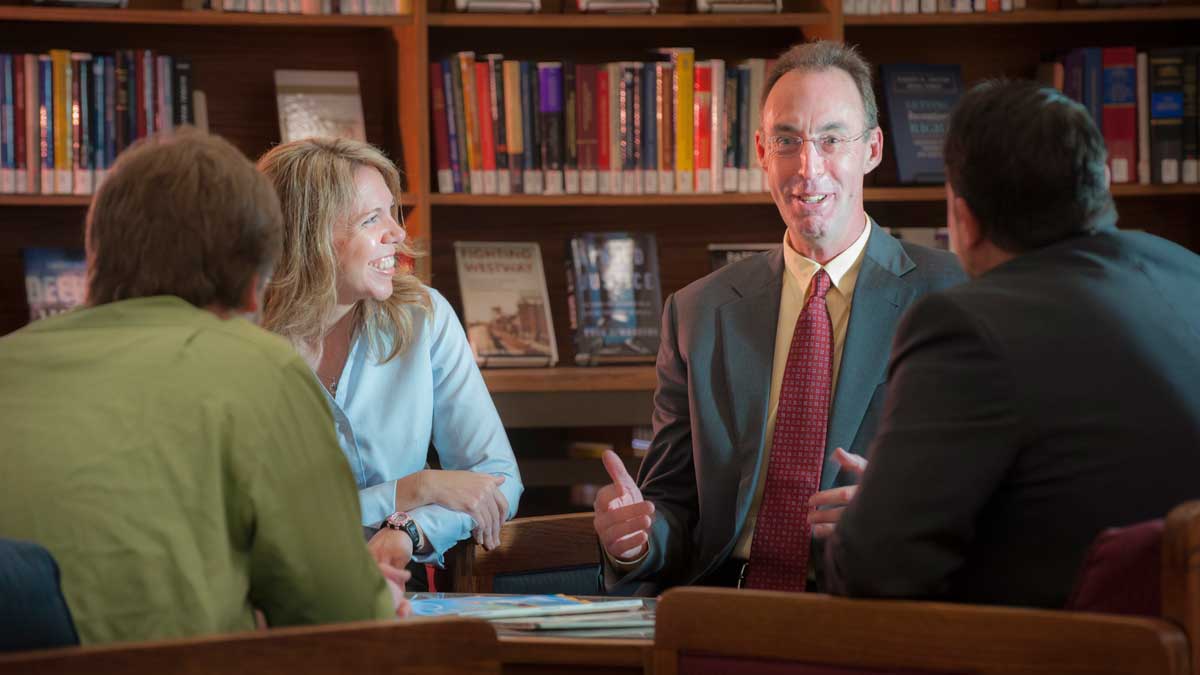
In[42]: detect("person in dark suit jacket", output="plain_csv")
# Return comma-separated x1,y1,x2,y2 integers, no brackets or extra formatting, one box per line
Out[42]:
591,41,965,595
825,80,1200,608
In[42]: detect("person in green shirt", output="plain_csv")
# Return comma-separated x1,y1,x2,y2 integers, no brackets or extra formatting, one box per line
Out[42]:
0,129,409,644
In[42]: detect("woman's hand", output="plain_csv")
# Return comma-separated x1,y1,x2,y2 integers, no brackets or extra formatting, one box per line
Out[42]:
418,470,508,550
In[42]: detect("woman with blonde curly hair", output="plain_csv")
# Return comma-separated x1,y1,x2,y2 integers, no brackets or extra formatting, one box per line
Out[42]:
257,138,521,584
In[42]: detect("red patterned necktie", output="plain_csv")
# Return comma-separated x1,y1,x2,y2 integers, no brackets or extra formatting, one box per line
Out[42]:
745,269,833,592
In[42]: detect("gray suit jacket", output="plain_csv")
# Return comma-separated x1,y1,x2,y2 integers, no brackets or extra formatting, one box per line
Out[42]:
606,222,965,594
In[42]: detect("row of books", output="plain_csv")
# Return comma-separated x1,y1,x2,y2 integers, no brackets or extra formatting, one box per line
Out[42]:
1039,47,1200,185
216,0,410,14
0,50,196,196
430,51,778,196
843,0,1025,14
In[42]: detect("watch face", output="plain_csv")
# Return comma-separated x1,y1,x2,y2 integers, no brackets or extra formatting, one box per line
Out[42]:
387,512,412,528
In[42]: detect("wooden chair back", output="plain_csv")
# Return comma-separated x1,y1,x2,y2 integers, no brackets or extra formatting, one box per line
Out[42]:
1164,500,1200,675
0,618,500,675
653,587,1190,675
447,512,601,594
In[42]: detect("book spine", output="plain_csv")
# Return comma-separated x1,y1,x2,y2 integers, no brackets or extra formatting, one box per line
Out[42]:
520,61,542,194
595,63,611,194
430,61,454,194
538,61,565,195
488,54,510,195
563,59,578,194
641,61,657,194
607,63,621,194
1,54,13,193
710,59,724,194
746,58,764,192
1149,49,1184,184
24,54,39,194
39,55,53,195
673,49,694,194
1084,48,1103,126
156,54,173,134
457,52,482,194
141,49,155,137
564,239,581,362
73,53,91,195
51,49,71,194
174,58,193,126
693,61,712,194
658,62,674,195
114,51,128,154
1182,48,1199,184
104,55,117,181
502,59,523,195
1137,52,1150,185
90,57,104,188
1101,47,1137,184
619,63,638,195
444,58,466,193
722,61,738,192
474,60,498,194
736,64,750,192
576,63,598,194
13,54,27,193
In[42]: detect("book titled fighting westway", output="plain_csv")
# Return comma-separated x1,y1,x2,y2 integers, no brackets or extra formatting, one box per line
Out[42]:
408,594,643,620
454,241,558,368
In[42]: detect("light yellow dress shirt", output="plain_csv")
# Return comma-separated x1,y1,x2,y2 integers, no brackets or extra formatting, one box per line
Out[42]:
732,220,872,560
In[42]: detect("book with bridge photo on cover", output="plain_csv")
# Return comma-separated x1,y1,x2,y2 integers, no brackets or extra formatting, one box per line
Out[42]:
454,241,558,368
565,231,663,366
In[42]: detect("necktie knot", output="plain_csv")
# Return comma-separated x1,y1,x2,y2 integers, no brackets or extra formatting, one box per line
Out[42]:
810,269,832,302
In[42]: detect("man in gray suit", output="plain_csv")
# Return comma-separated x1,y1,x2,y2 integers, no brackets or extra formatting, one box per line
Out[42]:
592,41,965,594
825,80,1200,608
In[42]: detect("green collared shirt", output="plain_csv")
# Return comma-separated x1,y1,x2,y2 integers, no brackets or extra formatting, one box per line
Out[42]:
0,297,393,644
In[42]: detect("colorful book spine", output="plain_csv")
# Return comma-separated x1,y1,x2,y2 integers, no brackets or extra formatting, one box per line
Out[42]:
502,59,523,195
563,60,578,194
487,54,510,195
693,60,712,193
520,60,542,194
1149,49,1184,184
595,64,610,194
641,61,657,194
722,60,738,193
1182,48,1199,184
1137,52,1150,185
24,53,40,194
173,58,193,126
710,59,724,194
13,54,28,193
474,60,498,194
619,63,638,195
671,48,694,194
658,62,674,195
457,52,482,194
575,63,598,194
445,57,467,193
1,54,13,193
606,63,621,193
430,61,454,194
538,61,565,195
72,53,91,196
1101,47,1136,184
51,49,71,194
39,55,53,195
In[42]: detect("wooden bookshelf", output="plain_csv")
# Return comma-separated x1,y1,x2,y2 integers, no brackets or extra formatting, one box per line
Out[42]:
845,5,1200,25
482,365,656,393
0,193,422,208
427,11,831,27
0,5,412,26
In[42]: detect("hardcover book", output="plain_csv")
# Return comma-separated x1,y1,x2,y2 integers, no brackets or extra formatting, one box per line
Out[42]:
565,232,662,366
23,247,86,321
455,241,558,368
880,63,963,184
409,593,643,620
274,69,365,143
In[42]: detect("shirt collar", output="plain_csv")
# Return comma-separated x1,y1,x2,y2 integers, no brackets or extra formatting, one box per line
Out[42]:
781,217,872,297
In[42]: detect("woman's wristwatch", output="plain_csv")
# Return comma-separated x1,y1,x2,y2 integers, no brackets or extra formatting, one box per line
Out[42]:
382,511,422,552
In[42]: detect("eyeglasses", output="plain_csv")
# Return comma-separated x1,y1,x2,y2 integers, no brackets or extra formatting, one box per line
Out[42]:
766,129,873,158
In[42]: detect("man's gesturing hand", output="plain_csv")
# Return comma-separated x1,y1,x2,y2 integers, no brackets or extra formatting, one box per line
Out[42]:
808,448,869,539
592,450,655,562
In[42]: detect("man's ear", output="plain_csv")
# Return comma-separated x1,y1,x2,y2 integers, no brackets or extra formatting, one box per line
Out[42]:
239,272,264,315
951,194,984,251
754,127,767,169
863,126,883,175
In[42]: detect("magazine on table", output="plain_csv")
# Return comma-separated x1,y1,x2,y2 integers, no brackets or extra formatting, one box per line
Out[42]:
407,593,644,620
491,609,655,631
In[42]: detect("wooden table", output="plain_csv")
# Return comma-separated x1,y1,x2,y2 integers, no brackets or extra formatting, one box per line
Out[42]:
499,635,651,675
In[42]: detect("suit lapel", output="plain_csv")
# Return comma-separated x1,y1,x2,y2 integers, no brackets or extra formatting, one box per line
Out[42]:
822,221,914,489
718,250,784,534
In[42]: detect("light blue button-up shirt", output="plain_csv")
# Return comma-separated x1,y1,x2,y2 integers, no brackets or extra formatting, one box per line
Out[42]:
326,287,523,565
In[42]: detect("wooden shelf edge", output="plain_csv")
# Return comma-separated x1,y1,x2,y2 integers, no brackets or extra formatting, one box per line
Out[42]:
845,5,1200,25
0,6,412,27
427,10,830,27
0,192,419,207
482,365,656,393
